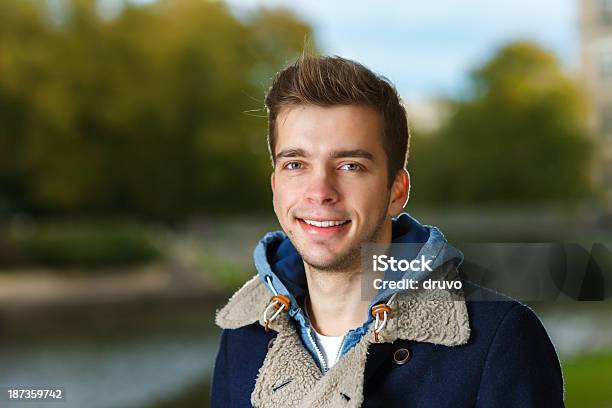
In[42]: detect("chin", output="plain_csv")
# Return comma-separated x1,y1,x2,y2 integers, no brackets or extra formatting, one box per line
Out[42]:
301,245,361,271
300,249,337,267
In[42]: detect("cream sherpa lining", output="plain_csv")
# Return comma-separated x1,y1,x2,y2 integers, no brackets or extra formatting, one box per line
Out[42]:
215,275,471,408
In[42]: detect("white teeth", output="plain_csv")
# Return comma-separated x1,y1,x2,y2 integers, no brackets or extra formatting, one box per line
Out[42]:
303,219,348,228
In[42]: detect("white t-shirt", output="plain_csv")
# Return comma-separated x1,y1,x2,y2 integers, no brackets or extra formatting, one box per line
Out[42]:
304,294,346,369
312,329,345,369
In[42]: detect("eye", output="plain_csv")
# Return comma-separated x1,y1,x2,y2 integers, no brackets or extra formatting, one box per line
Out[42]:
284,161,303,170
339,163,362,172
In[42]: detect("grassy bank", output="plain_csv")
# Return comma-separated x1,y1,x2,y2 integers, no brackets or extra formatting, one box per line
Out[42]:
563,350,612,408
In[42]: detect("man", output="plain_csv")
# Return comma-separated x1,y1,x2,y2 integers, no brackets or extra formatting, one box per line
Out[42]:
211,54,564,407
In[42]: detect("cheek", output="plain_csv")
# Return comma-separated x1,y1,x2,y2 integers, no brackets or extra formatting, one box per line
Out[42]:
272,181,297,213
275,178,301,197
349,181,388,208
272,195,279,216
272,194,286,221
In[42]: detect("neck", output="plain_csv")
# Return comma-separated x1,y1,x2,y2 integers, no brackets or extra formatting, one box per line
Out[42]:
304,221,391,336
304,264,370,336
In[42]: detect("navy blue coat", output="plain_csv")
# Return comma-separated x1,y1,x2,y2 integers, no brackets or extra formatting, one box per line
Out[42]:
212,296,564,407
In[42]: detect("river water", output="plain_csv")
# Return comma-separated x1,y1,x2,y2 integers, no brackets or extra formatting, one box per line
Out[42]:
0,299,220,408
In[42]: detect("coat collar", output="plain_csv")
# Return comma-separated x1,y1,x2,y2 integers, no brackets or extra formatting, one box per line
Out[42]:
216,275,471,408
215,274,471,347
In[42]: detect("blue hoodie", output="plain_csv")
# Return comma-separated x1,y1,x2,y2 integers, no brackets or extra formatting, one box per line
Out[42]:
252,212,464,372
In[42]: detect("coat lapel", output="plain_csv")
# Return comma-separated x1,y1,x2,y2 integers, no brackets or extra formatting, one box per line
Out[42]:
250,314,322,408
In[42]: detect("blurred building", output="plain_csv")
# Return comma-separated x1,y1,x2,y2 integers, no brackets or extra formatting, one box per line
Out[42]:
580,0,612,209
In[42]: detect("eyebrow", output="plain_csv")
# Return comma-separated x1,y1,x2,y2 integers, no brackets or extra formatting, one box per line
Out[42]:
275,148,375,161
330,149,375,161
275,148,308,160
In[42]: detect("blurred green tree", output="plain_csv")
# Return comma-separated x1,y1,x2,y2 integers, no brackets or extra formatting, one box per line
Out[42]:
0,0,312,219
410,41,593,206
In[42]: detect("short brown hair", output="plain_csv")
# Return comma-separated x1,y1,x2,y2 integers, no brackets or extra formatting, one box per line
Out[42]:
264,54,409,188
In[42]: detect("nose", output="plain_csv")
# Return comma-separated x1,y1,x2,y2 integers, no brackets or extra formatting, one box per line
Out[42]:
304,167,339,206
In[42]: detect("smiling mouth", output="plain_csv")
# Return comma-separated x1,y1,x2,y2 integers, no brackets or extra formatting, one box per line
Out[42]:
297,218,351,228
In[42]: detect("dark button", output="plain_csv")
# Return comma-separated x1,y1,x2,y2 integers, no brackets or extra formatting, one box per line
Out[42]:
393,347,411,365
267,338,276,350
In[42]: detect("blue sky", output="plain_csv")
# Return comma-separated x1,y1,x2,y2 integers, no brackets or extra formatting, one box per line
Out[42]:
226,0,578,102
127,0,578,102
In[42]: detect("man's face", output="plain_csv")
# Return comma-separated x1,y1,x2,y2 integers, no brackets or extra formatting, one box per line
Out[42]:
271,104,407,271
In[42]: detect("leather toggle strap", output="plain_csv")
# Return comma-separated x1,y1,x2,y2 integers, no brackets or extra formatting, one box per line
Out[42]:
271,294,290,310
371,303,392,319
263,294,291,332
371,303,392,342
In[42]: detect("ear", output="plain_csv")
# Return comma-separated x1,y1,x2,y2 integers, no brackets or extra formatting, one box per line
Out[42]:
270,171,276,194
388,169,410,216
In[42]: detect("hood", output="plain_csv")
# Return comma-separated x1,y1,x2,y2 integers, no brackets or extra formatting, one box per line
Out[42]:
252,212,464,322
215,212,470,348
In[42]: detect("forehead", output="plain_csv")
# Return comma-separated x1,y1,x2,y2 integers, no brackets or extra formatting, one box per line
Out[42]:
275,104,383,154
